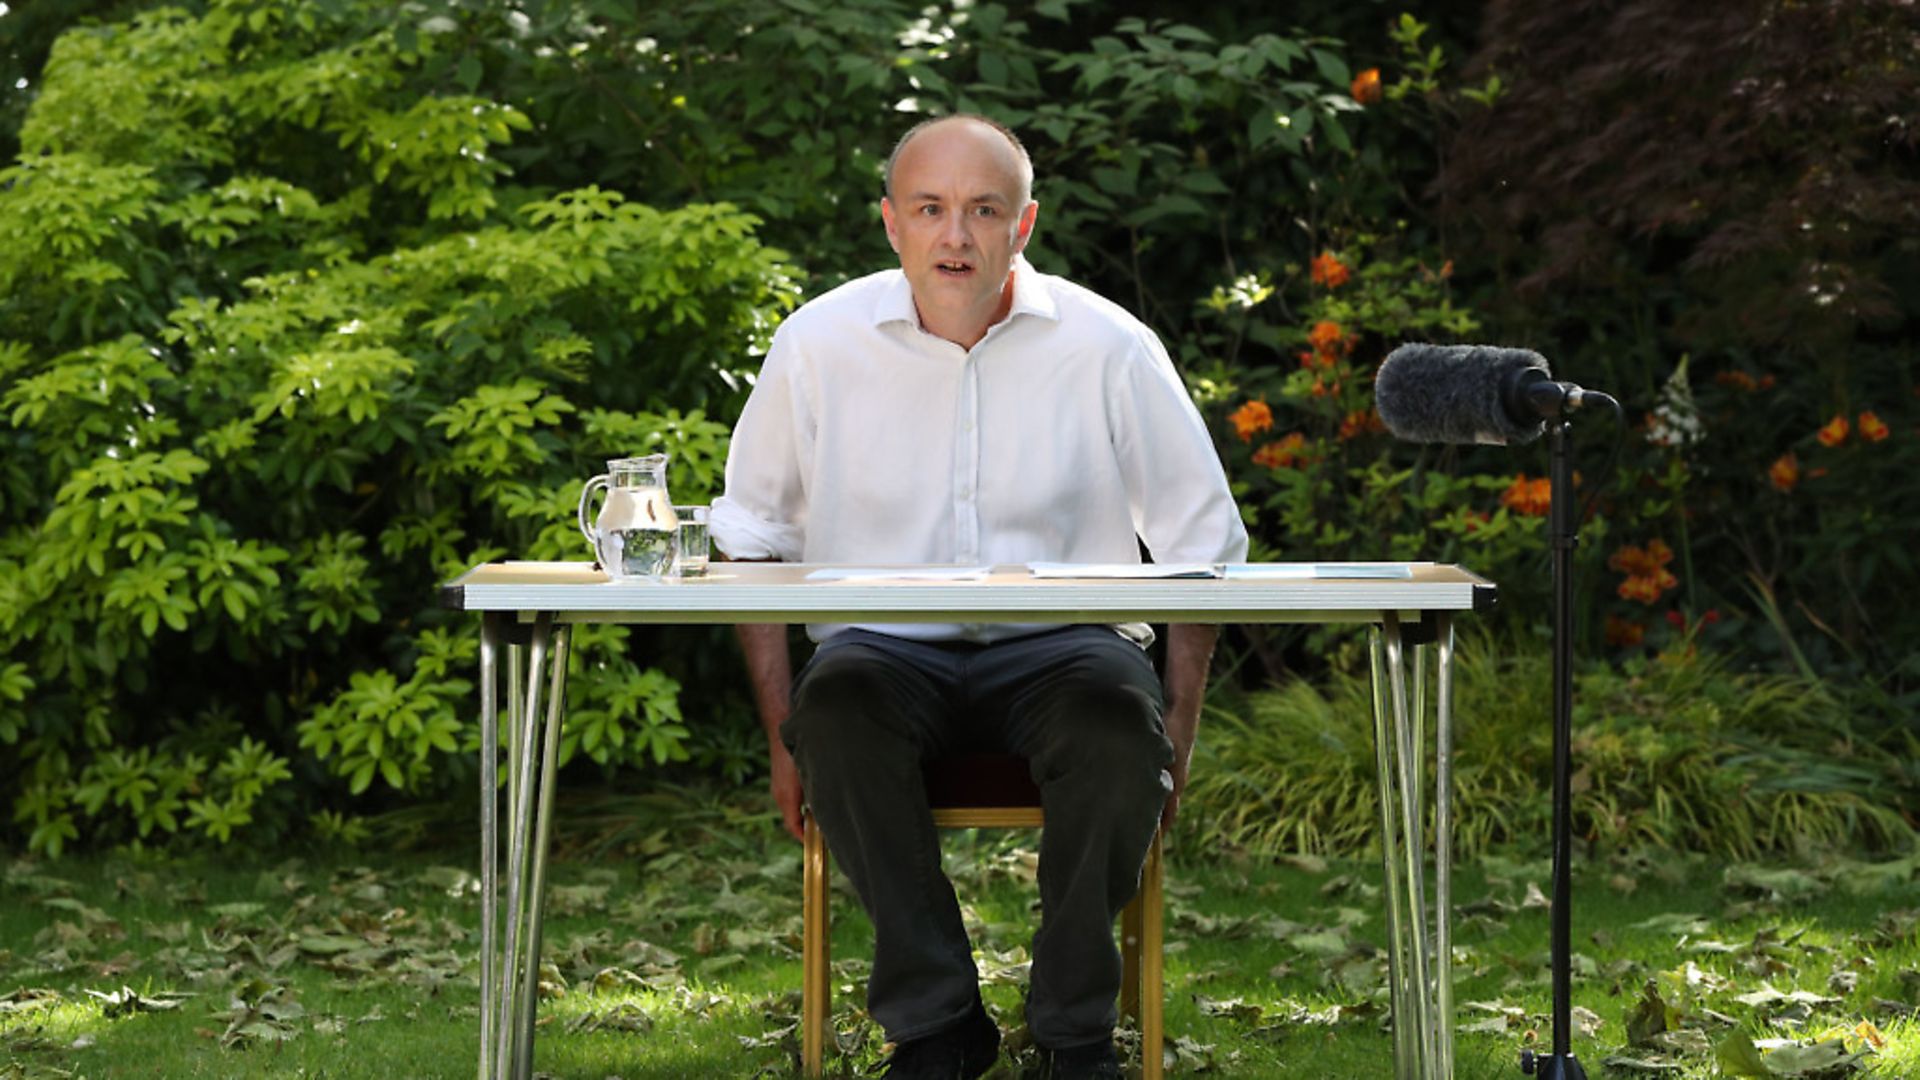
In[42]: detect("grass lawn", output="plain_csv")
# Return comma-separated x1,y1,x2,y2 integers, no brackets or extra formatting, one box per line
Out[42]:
2,790,1917,1079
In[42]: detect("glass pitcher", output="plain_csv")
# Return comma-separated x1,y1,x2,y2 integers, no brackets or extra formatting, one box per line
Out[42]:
577,454,679,580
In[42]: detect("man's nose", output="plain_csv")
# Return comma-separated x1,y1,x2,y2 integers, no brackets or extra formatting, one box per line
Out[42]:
939,211,970,248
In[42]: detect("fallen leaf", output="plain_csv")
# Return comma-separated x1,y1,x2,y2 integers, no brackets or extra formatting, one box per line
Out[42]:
1600,1052,1686,1074
84,985,191,1018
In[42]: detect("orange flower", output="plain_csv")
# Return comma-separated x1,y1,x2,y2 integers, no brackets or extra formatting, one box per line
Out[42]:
1616,568,1679,604
1768,452,1799,492
1714,370,1758,392
1228,399,1273,442
1461,510,1490,533
1817,414,1849,447
1307,320,1345,356
1604,616,1646,648
1252,432,1308,469
1608,538,1674,578
1499,473,1553,516
1310,252,1351,289
1350,68,1382,106
1338,408,1386,441
1609,540,1679,605
1858,410,1889,442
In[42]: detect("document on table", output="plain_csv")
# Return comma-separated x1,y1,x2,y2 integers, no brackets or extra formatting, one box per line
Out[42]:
805,566,995,582
1222,563,1415,580
1024,562,1417,580
1026,562,1220,579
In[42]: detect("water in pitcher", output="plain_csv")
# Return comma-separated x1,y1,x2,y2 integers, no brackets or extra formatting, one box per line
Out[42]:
578,454,681,580
597,488,678,579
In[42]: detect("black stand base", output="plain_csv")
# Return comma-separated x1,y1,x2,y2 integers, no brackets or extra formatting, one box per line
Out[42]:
1520,1050,1590,1079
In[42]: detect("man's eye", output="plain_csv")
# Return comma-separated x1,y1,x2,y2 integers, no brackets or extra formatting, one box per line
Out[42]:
973,206,998,217
918,205,940,216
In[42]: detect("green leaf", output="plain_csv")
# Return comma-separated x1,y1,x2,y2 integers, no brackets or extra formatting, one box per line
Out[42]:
978,50,1009,87
1311,48,1351,87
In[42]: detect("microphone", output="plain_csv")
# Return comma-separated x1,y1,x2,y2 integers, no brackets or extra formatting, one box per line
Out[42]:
1374,344,1617,446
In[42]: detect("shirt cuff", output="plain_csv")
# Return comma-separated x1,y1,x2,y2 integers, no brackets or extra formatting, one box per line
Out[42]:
710,497,804,562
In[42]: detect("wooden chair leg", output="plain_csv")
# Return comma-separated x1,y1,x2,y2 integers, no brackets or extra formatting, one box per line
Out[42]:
1139,829,1164,1080
1121,889,1143,1025
802,811,830,1077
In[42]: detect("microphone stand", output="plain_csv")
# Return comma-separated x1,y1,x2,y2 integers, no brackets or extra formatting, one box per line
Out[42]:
1520,419,1588,1080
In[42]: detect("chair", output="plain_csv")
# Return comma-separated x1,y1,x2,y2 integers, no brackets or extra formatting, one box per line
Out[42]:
801,752,1165,1079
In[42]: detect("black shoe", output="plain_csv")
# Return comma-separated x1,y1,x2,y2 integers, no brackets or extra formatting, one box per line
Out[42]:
1036,1039,1122,1080
879,1002,1001,1079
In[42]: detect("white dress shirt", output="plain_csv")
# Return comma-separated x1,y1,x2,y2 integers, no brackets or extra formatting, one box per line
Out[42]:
710,256,1249,643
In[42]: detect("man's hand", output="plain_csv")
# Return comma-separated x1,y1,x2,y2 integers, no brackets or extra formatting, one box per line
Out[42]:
1159,624,1220,832
735,621,802,841
769,738,806,842
1160,695,1201,831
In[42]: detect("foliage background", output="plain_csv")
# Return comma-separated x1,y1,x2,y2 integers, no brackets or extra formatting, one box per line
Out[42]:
0,0,1913,857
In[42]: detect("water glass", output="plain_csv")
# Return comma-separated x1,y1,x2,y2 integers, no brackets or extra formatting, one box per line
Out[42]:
673,506,710,577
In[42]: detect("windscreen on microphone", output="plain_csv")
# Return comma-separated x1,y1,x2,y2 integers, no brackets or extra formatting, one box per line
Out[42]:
1374,344,1551,445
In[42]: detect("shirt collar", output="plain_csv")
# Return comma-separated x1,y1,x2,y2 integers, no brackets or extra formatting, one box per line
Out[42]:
871,254,1061,331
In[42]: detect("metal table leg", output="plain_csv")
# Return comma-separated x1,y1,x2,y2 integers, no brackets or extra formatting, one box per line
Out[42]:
515,625,571,1080
1369,624,1416,1079
474,614,570,1080
1369,614,1458,1080
1435,614,1456,1075
478,614,500,1080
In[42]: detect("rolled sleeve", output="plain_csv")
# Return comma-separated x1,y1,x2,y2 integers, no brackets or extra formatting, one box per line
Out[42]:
710,496,803,561
711,328,810,562
1114,326,1250,565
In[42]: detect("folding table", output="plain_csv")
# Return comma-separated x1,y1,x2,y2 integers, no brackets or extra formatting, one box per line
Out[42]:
440,560,1497,1080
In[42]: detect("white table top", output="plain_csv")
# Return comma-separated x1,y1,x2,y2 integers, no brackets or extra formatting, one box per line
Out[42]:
440,562,1497,625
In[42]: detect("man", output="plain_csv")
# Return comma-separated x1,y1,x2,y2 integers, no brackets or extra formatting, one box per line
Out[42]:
709,114,1247,1080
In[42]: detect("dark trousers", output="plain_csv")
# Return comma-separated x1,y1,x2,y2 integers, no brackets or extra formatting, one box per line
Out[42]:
781,626,1172,1049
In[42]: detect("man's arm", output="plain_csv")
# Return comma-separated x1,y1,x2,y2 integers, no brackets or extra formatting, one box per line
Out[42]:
1159,622,1220,831
735,621,805,842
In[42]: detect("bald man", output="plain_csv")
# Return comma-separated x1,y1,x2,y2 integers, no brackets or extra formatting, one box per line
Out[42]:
711,115,1247,1080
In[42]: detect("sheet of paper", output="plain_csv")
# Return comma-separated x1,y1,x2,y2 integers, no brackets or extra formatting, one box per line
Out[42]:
1026,562,1222,579
805,566,995,582
1220,563,1415,580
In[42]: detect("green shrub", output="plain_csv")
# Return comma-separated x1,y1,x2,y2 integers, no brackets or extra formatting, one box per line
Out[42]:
0,1,796,855
1187,634,1916,861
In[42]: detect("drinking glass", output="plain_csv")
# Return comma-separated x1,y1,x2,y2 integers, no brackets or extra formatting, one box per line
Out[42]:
673,506,710,577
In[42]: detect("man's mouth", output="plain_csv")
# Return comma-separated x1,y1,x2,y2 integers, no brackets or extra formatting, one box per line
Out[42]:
935,259,974,276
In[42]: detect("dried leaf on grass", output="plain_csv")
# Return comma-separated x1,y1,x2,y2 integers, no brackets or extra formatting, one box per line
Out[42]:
1600,1052,1688,1074
210,980,304,1048
566,1000,653,1033
83,985,191,1018
0,988,63,1016
1163,1034,1218,1073
1715,1030,1870,1078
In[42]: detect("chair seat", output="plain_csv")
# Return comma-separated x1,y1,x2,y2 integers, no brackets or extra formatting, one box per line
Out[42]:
923,752,1042,807
801,751,1165,1080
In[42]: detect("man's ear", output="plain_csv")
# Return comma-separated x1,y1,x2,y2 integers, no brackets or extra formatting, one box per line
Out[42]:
880,197,901,254
1012,200,1039,254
